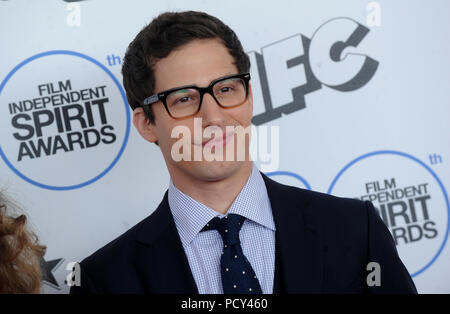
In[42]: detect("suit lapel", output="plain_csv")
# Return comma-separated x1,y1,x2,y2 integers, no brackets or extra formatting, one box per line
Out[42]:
261,172,324,293
134,191,199,293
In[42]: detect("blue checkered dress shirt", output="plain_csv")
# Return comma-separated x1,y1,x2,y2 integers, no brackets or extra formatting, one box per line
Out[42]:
168,163,276,294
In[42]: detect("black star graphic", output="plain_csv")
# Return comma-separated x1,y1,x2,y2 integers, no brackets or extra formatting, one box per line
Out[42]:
40,257,64,289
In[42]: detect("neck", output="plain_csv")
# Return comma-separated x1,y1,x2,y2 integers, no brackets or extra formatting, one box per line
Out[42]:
169,161,253,215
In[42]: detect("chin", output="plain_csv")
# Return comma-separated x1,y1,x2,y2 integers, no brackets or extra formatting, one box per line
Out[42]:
185,160,244,182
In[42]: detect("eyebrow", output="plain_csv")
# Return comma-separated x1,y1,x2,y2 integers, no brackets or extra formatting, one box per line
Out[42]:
161,72,238,93
171,88,193,95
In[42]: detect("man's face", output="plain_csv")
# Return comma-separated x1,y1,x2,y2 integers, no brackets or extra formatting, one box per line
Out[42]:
133,38,253,182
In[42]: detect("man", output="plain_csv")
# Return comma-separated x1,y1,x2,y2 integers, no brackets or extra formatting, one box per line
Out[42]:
70,11,417,294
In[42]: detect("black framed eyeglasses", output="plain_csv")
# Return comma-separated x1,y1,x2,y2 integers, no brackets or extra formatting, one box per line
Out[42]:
142,73,251,119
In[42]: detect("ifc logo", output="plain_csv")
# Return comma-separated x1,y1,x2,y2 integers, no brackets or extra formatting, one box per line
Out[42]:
328,150,450,277
0,51,130,190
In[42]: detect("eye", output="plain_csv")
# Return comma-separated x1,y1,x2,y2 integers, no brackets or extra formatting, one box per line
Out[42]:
171,96,193,107
167,88,199,107
178,96,191,103
215,78,241,95
219,86,233,93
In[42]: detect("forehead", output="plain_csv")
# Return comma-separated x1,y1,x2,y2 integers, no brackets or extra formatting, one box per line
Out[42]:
153,38,238,91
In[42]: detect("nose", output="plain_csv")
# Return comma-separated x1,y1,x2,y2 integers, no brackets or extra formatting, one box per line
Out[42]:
197,92,225,127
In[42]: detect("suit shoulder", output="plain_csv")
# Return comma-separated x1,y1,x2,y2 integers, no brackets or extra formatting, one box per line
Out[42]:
274,179,367,216
278,183,372,247
263,172,365,210
304,188,367,215
268,178,372,235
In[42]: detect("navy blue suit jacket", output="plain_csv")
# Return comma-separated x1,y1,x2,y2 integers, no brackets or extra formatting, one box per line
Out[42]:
70,173,417,294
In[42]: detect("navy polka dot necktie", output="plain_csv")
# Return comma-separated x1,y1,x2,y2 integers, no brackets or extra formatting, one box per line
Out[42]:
201,213,263,294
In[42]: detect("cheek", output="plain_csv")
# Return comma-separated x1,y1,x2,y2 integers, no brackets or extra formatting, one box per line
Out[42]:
157,119,195,147
234,102,253,126
153,106,177,141
157,122,177,144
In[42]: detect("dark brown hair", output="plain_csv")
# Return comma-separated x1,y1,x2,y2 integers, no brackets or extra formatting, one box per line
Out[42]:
0,193,46,293
121,10,250,124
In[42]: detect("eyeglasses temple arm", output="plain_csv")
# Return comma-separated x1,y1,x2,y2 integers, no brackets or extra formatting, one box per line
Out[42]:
143,94,159,106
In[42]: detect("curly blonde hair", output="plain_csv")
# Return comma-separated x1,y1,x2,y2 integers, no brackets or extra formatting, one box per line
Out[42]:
0,193,46,293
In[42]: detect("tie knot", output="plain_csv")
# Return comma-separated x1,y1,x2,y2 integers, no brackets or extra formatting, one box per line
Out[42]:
201,213,245,246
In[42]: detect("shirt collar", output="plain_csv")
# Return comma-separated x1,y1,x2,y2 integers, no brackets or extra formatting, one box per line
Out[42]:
168,163,276,245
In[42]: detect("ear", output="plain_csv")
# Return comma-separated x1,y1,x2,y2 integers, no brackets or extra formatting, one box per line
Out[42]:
133,107,159,143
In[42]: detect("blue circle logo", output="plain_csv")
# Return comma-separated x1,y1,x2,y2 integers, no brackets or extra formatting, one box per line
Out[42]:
0,50,130,190
328,150,450,277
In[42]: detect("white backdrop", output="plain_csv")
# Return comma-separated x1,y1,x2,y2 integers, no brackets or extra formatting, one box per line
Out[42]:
0,0,449,293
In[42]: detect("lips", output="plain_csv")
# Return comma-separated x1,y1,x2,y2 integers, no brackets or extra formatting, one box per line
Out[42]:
202,131,234,149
